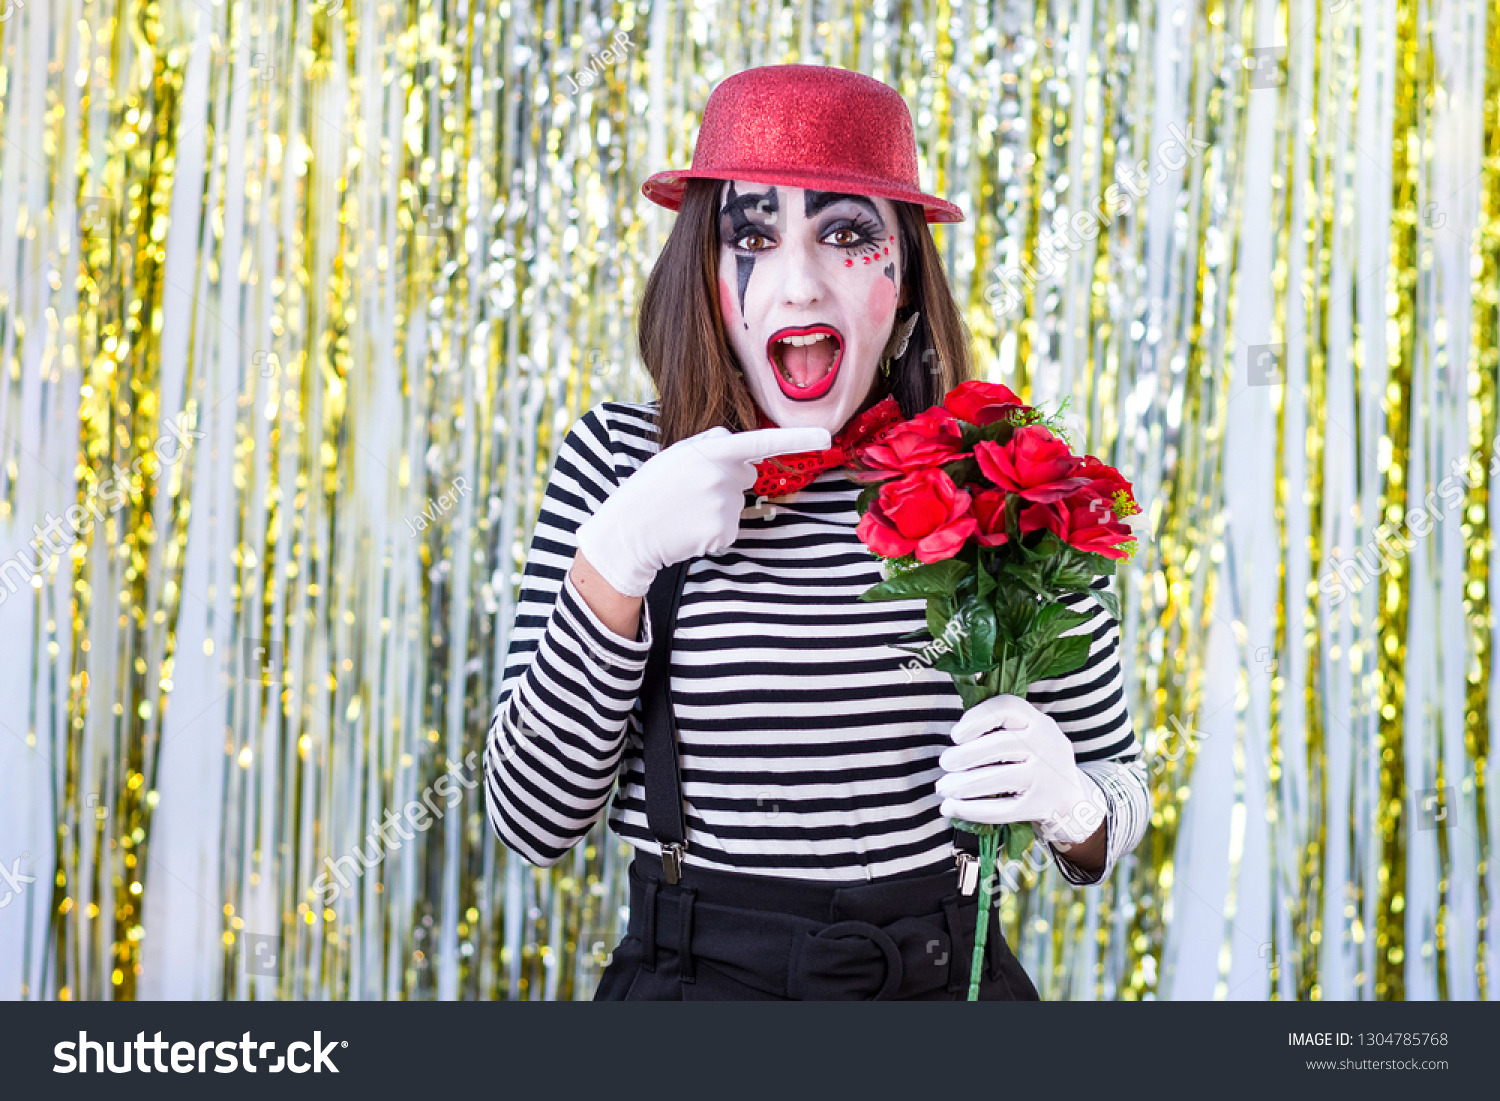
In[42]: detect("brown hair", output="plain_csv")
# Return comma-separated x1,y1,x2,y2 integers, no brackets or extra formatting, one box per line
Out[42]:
637,178,974,449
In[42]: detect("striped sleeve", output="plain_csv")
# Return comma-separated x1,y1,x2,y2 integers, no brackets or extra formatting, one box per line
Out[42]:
1025,573,1149,886
483,404,656,867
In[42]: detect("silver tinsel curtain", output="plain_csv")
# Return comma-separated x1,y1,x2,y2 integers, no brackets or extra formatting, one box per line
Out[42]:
0,0,1495,1001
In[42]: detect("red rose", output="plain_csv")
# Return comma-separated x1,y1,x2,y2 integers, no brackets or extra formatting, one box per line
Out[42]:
1073,455,1140,519
942,380,1030,426
856,468,979,563
971,488,1009,547
1019,491,1135,560
974,426,1090,503
855,407,970,475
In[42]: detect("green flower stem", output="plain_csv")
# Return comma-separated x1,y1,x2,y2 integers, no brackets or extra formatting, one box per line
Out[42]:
952,817,1036,1001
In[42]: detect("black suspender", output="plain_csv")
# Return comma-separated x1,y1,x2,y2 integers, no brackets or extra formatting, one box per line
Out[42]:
640,557,692,882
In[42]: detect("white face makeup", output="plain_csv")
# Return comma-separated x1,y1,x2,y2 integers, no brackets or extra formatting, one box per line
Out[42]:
716,181,904,436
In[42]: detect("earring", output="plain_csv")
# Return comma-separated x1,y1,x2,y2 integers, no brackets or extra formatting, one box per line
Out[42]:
882,310,921,369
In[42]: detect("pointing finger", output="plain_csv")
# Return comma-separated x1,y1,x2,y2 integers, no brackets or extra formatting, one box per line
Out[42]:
700,426,833,464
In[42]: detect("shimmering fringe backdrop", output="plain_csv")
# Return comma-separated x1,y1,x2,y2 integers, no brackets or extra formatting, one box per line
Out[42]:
0,0,1494,1001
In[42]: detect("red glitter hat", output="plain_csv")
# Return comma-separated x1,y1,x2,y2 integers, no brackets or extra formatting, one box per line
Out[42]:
641,64,964,225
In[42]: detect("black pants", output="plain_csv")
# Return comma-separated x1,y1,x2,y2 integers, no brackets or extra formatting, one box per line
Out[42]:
593,854,1040,1001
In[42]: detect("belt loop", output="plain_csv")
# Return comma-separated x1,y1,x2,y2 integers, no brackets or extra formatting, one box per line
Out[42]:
941,896,966,995
641,878,660,972
677,886,698,984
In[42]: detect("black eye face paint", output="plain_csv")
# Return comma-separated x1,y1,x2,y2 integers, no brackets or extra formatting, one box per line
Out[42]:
720,182,780,328
804,190,892,269
803,190,882,221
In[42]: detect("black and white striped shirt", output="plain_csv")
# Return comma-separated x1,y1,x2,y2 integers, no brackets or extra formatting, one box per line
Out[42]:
484,401,1149,885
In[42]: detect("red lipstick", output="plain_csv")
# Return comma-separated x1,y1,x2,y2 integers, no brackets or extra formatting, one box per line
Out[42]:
765,325,844,402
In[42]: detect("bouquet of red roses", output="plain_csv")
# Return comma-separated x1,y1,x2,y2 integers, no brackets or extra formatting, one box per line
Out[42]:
848,380,1141,999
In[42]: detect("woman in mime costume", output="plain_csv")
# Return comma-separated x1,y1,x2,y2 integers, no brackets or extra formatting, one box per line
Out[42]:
484,64,1150,1000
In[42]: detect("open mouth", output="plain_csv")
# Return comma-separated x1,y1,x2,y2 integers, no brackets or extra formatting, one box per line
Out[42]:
766,325,844,401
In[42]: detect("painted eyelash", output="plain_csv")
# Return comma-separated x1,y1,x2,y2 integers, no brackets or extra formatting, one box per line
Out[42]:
825,216,883,248
728,227,774,250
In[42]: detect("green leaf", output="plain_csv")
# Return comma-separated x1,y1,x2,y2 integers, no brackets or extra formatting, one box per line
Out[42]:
940,457,981,486
1080,549,1120,574
927,594,955,643
926,599,996,677
1026,633,1093,683
1094,588,1122,622
999,562,1053,598
992,582,1042,639
1003,822,1036,862
964,599,998,671
974,420,1019,446
933,652,972,677
1020,602,1094,654
974,557,996,604
859,558,968,602
1049,550,1098,589
925,602,962,668
952,567,978,605
954,676,994,710
960,421,1018,451
854,482,880,516
992,641,1031,696
1017,531,1064,560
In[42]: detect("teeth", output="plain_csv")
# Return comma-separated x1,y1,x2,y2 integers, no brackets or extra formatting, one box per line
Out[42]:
777,332,831,347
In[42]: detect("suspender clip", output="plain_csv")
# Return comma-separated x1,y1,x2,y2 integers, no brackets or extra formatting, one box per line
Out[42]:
661,841,686,884
955,850,980,897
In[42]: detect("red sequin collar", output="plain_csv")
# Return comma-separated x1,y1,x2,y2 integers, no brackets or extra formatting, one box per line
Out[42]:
750,396,905,498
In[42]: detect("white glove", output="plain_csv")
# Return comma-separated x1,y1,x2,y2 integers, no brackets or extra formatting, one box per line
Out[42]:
574,423,831,598
934,694,1108,846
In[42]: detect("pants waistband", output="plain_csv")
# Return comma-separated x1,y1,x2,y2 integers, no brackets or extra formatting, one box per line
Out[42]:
637,850,971,923
624,853,997,999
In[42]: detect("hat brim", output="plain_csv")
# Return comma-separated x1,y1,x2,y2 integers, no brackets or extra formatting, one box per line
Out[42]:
642,167,964,224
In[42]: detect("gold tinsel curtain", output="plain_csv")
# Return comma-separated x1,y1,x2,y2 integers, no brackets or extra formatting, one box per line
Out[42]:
0,0,1494,1001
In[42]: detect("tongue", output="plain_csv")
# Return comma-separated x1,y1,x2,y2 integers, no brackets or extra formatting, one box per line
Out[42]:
782,340,837,387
